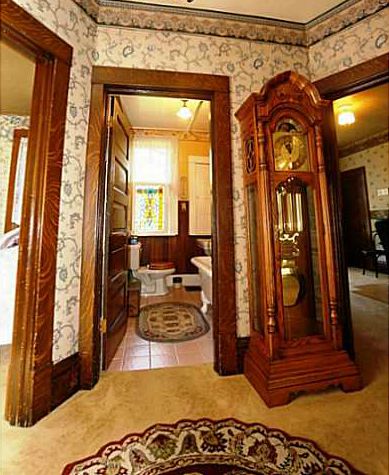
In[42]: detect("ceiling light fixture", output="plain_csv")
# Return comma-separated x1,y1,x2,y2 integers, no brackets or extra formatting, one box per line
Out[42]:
177,100,192,120
337,105,356,126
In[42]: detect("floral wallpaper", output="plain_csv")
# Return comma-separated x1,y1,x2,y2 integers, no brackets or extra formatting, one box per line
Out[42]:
12,0,97,362
0,115,30,235
8,0,389,363
339,141,389,211
94,27,310,338
309,7,389,80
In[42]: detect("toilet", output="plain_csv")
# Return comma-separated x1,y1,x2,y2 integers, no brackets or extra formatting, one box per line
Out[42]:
128,243,175,296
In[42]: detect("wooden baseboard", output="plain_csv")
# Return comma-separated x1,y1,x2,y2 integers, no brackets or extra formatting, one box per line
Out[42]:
237,337,250,374
51,353,80,409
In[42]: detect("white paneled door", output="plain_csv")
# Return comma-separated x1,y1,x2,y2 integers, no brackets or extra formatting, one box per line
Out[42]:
188,155,211,235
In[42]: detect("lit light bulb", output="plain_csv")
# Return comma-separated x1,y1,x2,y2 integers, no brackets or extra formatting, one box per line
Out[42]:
177,100,192,120
337,105,355,126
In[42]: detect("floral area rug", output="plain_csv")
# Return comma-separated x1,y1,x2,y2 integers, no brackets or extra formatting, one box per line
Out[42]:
62,418,362,474
137,302,209,343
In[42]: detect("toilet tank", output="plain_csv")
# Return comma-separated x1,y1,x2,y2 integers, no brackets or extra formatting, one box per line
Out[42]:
128,243,141,270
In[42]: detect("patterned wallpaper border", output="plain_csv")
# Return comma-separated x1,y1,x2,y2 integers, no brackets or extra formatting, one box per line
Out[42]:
371,209,389,219
73,0,388,47
339,130,388,157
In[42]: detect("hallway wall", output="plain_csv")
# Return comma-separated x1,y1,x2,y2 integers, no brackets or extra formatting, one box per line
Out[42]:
10,0,389,363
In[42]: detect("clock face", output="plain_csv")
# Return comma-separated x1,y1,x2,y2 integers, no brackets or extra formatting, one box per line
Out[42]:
274,134,307,171
273,118,309,172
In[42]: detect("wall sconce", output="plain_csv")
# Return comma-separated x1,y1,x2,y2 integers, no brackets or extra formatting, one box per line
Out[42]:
177,100,192,120
337,105,355,126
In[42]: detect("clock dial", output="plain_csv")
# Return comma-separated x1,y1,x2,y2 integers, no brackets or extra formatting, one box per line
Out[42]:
273,118,309,171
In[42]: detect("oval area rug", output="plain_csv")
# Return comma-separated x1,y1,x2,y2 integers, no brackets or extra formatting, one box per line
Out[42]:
137,302,209,342
62,418,363,474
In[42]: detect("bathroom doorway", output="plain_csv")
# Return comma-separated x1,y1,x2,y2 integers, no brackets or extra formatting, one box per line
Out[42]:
102,94,215,371
79,67,237,387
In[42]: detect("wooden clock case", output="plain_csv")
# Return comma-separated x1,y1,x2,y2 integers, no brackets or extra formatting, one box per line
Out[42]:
236,71,362,407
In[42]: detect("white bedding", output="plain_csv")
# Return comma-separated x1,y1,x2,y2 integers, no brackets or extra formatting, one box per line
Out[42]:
0,245,19,345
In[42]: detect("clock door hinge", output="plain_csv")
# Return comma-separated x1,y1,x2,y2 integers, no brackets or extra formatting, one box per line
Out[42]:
100,317,107,334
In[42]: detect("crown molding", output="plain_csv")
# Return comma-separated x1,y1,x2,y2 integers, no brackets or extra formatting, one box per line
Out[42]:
73,0,388,47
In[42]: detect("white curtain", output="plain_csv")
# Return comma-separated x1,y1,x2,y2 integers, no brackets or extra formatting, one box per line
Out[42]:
132,136,178,235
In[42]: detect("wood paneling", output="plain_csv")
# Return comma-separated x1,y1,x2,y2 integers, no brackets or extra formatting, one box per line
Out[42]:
139,201,209,274
79,68,237,387
2,0,72,426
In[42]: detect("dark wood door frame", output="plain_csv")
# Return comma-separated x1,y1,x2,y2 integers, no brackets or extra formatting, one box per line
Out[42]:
1,0,72,426
314,52,389,357
79,67,237,388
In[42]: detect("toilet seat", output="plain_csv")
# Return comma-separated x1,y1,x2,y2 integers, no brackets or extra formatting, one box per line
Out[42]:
149,261,175,270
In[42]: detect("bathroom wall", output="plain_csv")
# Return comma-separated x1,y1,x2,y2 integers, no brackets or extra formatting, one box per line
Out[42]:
10,0,389,362
0,115,30,235
132,129,210,273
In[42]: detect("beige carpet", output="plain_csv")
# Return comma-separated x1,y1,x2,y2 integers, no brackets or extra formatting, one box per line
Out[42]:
1,271,388,475
352,282,389,304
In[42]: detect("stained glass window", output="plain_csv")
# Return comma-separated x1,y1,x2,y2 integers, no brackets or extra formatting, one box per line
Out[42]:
132,136,178,235
134,185,165,232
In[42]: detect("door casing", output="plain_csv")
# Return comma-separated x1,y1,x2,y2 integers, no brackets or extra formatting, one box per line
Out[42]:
314,52,389,357
2,0,72,426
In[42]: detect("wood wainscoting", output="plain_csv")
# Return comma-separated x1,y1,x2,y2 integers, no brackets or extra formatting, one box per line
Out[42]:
1,0,72,426
139,201,210,274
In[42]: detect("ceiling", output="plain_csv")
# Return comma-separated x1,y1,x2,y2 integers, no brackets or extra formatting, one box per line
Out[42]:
120,96,210,132
121,84,389,151
0,41,35,116
334,83,389,149
121,0,348,23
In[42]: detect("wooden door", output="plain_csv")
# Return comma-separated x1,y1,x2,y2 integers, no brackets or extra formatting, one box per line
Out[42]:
341,167,372,268
103,97,131,369
188,155,211,235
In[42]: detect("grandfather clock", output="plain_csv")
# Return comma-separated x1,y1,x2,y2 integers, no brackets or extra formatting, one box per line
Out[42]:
236,71,362,407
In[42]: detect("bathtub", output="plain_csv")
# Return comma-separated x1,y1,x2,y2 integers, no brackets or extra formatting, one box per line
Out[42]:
191,256,212,314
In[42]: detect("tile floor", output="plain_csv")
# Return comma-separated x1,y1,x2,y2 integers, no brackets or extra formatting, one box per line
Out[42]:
107,287,214,371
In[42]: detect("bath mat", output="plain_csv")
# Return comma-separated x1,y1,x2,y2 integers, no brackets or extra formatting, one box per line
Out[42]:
62,418,363,474
137,302,209,342
352,283,388,304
